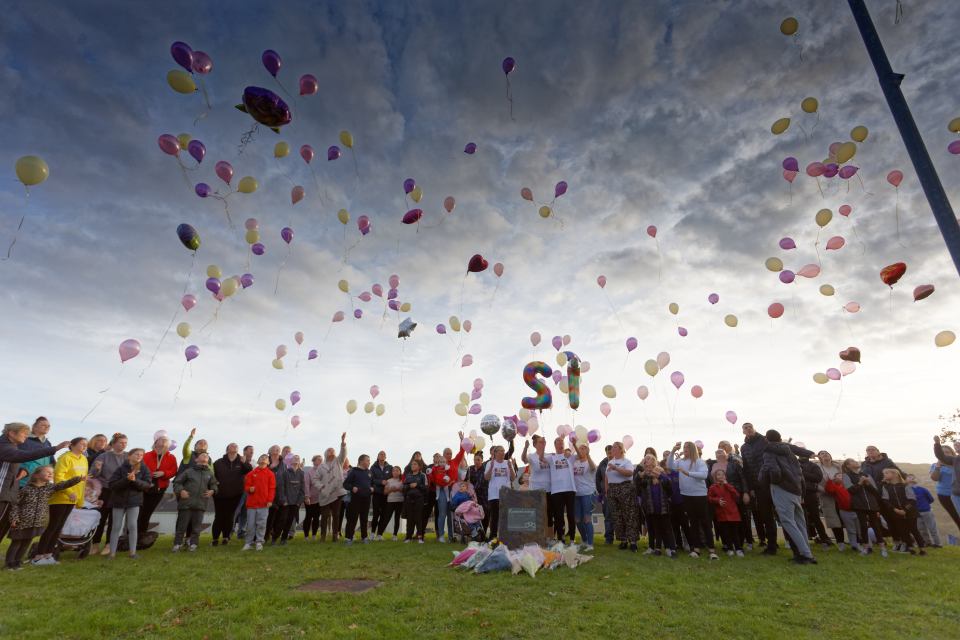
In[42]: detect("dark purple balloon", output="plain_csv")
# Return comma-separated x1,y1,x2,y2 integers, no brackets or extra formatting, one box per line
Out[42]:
237,86,292,130
240,273,254,288
388,300,399,311
554,181,568,198
354,309,363,319
502,56,516,75
262,49,282,77
195,182,211,198
464,142,477,155
327,145,341,161
782,157,799,172
823,163,839,178
403,178,416,194
281,227,294,244
205,277,221,294
187,140,206,164
387,288,398,300
191,51,213,74
171,41,194,72
949,140,960,155
779,270,796,284
252,243,265,256
308,349,318,360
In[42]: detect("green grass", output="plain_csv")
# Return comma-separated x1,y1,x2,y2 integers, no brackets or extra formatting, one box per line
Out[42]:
1,534,958,640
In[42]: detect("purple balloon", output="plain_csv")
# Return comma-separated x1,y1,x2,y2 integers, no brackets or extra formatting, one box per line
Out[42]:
436,324,447,335
587,429,600,444
387,288,398,300
388,300,399,311
308,349,318,360
678,326,688,337
195,182,211,198
290,391,301,406
823,163,839,178
779,270,796,284
281,227,294,244
327,146,341,161
708,293,719,304
468,404,482,415
252,243,265,256
191,50,213,74
779,237,797,250
471,388,482,401
838,165,859,180
625,337,638,352
354,309,363,319
949,140,960,155
239,86,291,129
170,41,194,72
240,273,254,288
826,367,841,381
551,370,562,384
782,157,799,172
554,181,568,198
262,49,282,77
516,421,529,437
187,140,206,164
502,56,516,75
464,142,477,155
205,277,220,294
184,345,200,362
403,178,416,194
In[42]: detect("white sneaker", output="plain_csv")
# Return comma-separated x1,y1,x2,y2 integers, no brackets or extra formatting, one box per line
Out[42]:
188,544,198,552
584,545,594,552
709,552,719,560
418,539,425,544
735,550,745,557
242,544,253,551
255,543,263,551
404,539,411,544
171,545,181,553
689,551,700,559
726,550,734,557
643,548,655,555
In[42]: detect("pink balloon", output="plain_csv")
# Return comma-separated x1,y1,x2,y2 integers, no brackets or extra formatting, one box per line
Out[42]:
656,351,670,369
557,424,572,437
471,388,482,401
551,336,562,351
551,370,562,385
461,438,474,451
779,270,796,284
597,275,607,289
600,402,611,418
443,196,456,213
244,218,259,231
825,236,845,251
358,291,372,302
646,225,657,238
767,302,785,319
181,294,197,312
580,361,590,373
469,404,482,415
783,170,798,184
530,332,541,347
294,331,304,345
369,385,379,399
291,185,304,205
461,354,473,367
708,293,719,305
520,187,533,202
843,302,861,313
670,371,685,389
678,327,688,337
887,170,903,187
215,161,233,185
839,361,857,376
828,142,841,159
636,385,649,401
389,274,400,289
691,385,703,399
622,435,634,451
725,410,737,425
625,337,638,352
332,311,345,322
806,162,825,177
493,262,504,278
782,157,799,172
299,74,318,96
118,339,141,363
949,140,960,155
797,264,821,278
371,284,383,297
826,368,841,381
276,344,287,359
838,204,852,217
562,335,570,346
291,415,301,428
779,237,796,250
157,134,180,156
463,320,473,333
300,145,314,164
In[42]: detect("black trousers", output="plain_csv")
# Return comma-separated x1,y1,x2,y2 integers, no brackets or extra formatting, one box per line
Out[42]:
371,493,387,534
137,490,165,537
5,536,33,567
92,489,113,544
754,486,779,548
266,504,283,541
550,491,576,542
803,493,830,543
303,503,320,537
420,492,435,534
405,496,424,539
937,494,960,532
211,495,241,541
346,495,371,540
0,502,11,542
717,521,743,550
683,495,714,550
338,500,349,533
38,504,74,555
275,504,299,541
377,501,403,537
738,501,754,544
670,502,689,548
646,512,676,551
488,499,501,539
855,510,885,545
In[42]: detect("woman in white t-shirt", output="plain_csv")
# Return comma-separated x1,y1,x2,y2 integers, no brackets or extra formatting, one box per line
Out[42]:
483,445,515,541
669,441,715,559
572,444,597,549
605,441,638,551
548,437,577,543
521,435,553,536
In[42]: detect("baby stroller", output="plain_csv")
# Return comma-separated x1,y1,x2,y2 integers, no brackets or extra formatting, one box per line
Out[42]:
452,501,486,544
30,479,102,561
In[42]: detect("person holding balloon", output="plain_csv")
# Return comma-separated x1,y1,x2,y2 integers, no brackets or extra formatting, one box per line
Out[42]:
429,434,466,543
669,441,716,560
604,441,638,552
521,436,554,537
547,436,578,544
310,434,348,542
138,434,178,540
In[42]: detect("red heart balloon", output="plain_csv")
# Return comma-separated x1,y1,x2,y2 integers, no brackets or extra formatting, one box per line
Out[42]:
467,254,489,273
880,262,906,287
839,346,861,363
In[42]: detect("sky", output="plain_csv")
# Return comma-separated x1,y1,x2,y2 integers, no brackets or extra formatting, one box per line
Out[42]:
1,0,958,465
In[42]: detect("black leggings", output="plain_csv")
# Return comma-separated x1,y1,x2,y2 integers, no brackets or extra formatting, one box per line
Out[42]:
855,510,885,545
488,499,500,539
405,497,424,540
804,495,830,543
717,521,743,551
212,495,242,541
38,504,74,555
683,495,714,550
937,494,960,532
5,537,34,567
646,513,676,551
550,491,576,542
377,501,403,536
276,504,299,540
266,504,283,541
670,503,689,548
138,490,165,537
303,504,320,537
371,494,387,534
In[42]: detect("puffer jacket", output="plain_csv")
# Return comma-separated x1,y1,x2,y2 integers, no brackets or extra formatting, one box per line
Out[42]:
172,462,218,510
881,482,917,516
844,470,881,511
799,458,824,498
277,466,306,506
759,442,804,495
862,453,902,489
740,433,768,491
108,462,153,508
370,461,392,495
706,458,747,495
213,454,252,499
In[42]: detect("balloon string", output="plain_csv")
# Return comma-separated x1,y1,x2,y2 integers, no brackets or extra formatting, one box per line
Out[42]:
794,34,803,62
603,291,625,331
173,362,188,404
274,77,294,102
81,365,124,423
193,78,212,126
350,149,360,182
139,308,179,378
655,238,663,283
1,214,26,262
505,77,514,121
829,379,844,427
274,246,291,295
895,0,904,24
814,177,823,198
198,301,222,334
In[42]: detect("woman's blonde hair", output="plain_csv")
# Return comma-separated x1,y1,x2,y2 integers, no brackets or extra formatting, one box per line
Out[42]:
683,441,700,461
30,465,53,482
882,468,905,483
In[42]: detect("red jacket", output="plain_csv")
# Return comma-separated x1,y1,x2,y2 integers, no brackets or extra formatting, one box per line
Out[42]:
708,483,741,522
244,466,277,509
825,479,852,511
143,450,179,491
430,448,465,489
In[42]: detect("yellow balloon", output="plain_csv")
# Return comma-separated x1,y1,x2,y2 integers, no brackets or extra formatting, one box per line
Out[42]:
559,378,569,394
780,17,798,35
375,404,385,417
949,118,960,134
836,141,857,164
177,133,192,150
455,403,468,417
815,208,833,228
346,399,358,415
245,229,260,244
602,384,617,399
410,186,423,203
272,358,284,370
644,359,659,377
539,205,552,218
668,302,679,315
167,70,196,94
765,257,784,272
801,97,818,114
459,392,470,405
14,156,49,187
449,316,461,332
206,265,222,278
850,126,869,143
337,209,350,225
771,118,790,135
474,436,486,451
237,176,258,194
556,352,567,367
339,130,354,148
364,401,375,414
935,330,956,348
724,314,738,328
337,280,349,293
813,372,829,385
176,322,191,338
221,277,239,297
275,399,287,411
819,284,835,296
274,141,290,158
399,302,412,313
519,408,531,422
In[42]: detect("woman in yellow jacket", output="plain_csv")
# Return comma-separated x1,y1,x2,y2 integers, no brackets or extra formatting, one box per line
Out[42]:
33,437,88,565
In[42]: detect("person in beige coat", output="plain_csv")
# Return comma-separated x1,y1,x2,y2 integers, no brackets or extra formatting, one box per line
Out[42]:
816,450,846,548
310,433,347,541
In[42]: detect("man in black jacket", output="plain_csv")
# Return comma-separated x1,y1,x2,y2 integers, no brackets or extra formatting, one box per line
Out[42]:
369,451,391,541
740,423,778,553
212,443,253,545
0,422,69,541
343,454,372,544
759,430,816,565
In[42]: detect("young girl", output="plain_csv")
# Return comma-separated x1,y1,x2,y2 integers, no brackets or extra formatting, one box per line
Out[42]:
107,448,153,559
484,445,516,541
707,468,743,556
842,458,888,557
634,454,676,557
378,466,404,540
824,472,861,552
880,468,926,555
5,466,83,570
403,459,428,543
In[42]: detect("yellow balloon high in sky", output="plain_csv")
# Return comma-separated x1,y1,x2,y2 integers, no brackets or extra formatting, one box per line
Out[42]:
724,314,738,328
539,205,552,218
337,209,350,224
15,156,49,187
346,399,358,414
176,322,191,338
771,118,790,135
177,133,192,150
850,126,869,142
167,69,196,94
339,130,354,148
815,208,833,228
410,185,423,203
765,257,784,272
337,279,349,293
643,359,659,377
836,141,857,164
949,118,960,134
206,264,222,278
601,384,617,399
237,176,258,194
274,141,290,158
780,17,798,36
801,97,818,114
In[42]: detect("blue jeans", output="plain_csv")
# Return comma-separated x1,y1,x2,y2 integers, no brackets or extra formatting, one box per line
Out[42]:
234,493,247,533
602,495,614,542
574,494,595,546
435,487,451,539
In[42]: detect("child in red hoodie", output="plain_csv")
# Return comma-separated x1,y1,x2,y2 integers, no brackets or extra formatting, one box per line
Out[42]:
708,469,743,557
824,472,861,552
242,455,276,551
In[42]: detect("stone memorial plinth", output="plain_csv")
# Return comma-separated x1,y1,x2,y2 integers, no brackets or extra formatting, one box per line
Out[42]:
497,488,548,548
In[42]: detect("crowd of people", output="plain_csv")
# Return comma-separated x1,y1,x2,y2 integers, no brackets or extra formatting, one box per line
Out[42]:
1,416,957,570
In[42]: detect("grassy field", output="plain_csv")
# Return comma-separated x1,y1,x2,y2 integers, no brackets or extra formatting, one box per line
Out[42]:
2,532,959,640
